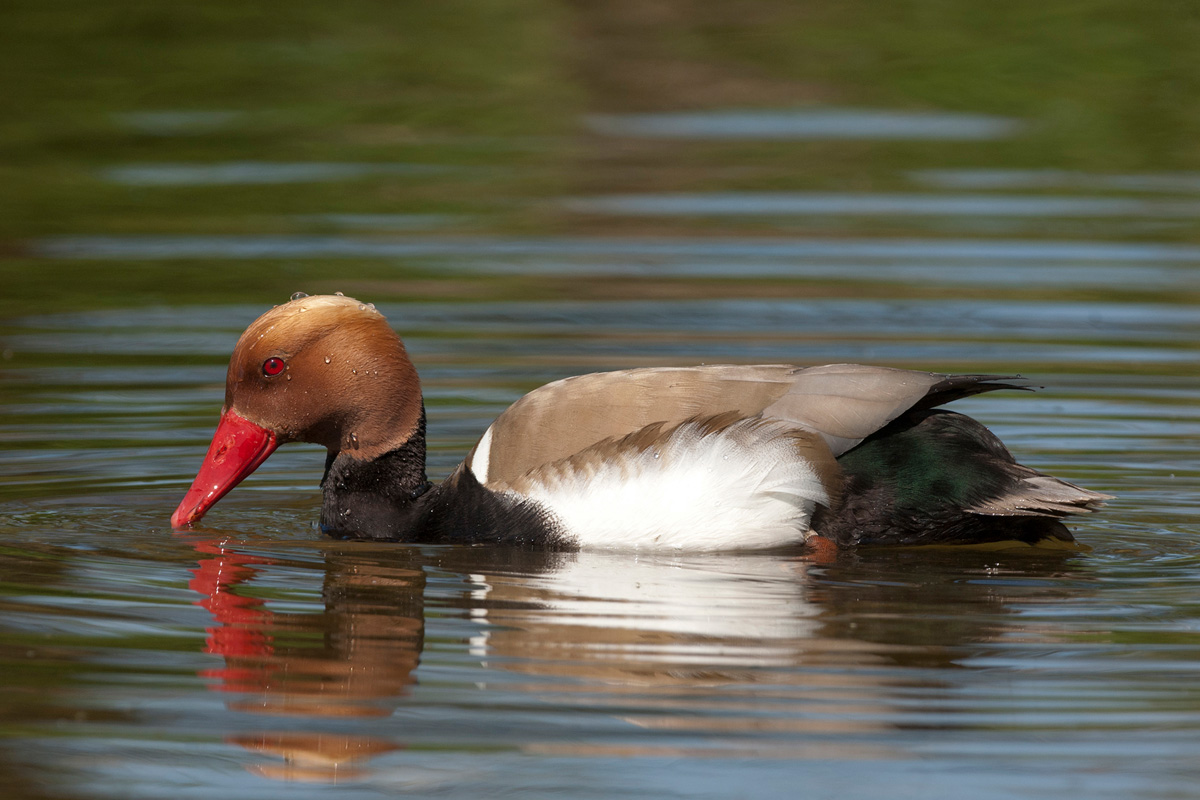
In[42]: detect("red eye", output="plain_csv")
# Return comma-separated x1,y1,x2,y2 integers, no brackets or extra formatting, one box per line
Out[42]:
262,357,286,377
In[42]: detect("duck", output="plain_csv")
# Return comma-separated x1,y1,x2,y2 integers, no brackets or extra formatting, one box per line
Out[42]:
170,293,1110,550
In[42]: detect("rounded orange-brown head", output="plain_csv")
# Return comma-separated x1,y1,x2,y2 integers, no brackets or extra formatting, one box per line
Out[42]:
171,294,423,528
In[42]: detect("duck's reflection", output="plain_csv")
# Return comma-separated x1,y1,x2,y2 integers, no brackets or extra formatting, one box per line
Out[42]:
189,538,422,779
188,537,1085,778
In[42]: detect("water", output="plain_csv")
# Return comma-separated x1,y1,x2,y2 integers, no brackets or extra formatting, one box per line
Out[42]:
100,162,453,187
2,272,1196,798
563,192,1200,219
3,2,1200,798
583,108,1027,140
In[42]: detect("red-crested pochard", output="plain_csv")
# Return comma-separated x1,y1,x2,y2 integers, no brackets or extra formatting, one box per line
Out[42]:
171,294,1110,549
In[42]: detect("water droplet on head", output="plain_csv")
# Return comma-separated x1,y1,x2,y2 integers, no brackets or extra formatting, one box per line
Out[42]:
324,356,331,364
351,368,358,375
285,374,292,381
357,304,366,311
335,291,345,297
298,306,308,312
291,291,309,301
349,433,360,450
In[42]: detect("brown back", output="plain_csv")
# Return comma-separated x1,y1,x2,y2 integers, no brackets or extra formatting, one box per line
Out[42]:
468,364,949,485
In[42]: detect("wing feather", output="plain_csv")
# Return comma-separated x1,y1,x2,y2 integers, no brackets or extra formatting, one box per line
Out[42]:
467,364,1022,485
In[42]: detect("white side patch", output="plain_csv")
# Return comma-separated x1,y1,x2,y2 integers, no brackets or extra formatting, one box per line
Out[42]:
508,419,831,551
468,425,494,483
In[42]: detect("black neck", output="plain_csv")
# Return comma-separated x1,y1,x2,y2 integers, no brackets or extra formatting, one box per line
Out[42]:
317,405,564,546
320,406,433,539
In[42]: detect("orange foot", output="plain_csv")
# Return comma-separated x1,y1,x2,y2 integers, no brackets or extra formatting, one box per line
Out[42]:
804,534,840,563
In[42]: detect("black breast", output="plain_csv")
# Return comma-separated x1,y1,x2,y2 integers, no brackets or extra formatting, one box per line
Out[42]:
320,447,566,547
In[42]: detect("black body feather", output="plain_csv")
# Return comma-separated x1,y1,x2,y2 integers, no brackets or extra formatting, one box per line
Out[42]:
813,410,1078,547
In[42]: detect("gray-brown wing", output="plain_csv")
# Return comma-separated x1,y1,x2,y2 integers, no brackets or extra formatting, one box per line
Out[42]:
466,363,1015,486
760,364,1021,455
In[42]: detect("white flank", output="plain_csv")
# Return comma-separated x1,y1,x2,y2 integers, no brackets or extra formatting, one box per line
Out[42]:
507,419,831,551
469,425,494,483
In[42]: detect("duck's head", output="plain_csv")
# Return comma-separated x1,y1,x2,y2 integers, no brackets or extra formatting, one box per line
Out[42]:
170,294,422,528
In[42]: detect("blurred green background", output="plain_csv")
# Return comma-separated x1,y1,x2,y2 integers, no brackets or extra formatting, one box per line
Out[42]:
2,0,1198,319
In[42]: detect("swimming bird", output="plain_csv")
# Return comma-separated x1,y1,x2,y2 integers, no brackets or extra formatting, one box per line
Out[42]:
170,294,1110,549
